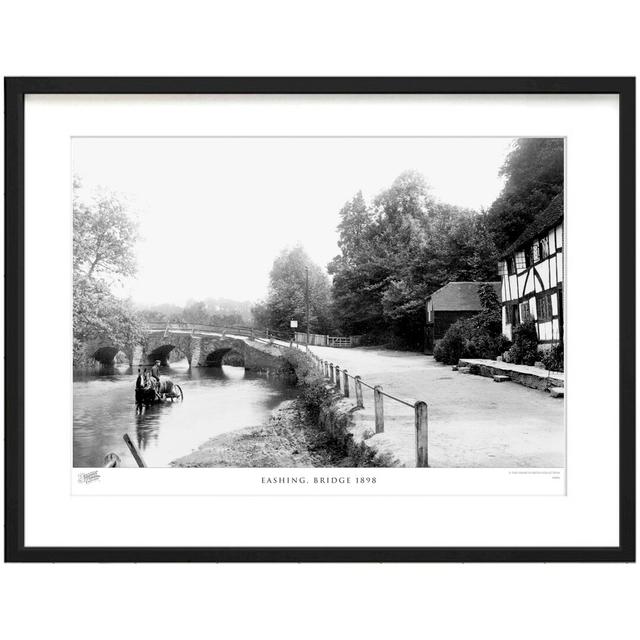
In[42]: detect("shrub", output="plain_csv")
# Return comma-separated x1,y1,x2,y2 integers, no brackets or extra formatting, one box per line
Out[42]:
434,319,470,365
495,334,512,356
433,285,513,365
284,348,331,418
507,320,539,366
539,342,564,372
433,318,511,365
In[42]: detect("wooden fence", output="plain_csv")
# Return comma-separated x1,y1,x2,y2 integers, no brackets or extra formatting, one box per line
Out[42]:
293,332,363,348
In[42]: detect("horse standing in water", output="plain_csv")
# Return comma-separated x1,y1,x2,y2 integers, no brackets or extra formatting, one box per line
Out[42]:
135,367,183,411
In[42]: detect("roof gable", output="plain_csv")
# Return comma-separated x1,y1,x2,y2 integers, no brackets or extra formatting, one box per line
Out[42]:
428,281,501,311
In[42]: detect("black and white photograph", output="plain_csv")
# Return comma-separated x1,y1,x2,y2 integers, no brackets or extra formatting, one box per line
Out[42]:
72,136,565,472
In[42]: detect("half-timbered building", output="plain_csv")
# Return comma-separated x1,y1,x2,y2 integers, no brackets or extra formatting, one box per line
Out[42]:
498,192,564,349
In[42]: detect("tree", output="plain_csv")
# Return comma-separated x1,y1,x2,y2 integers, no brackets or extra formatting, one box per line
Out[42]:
254,246,333,335
335,191,372,262
329,171,435,345
73,276,144,364
486,138,564,250
73,178,142,366
73,184,139,281
181,301,209,324
328,171,499,349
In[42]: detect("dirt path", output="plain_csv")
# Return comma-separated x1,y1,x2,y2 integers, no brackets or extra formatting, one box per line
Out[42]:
307,346,565,468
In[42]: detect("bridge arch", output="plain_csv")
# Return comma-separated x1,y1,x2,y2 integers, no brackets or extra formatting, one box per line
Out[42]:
204,347,245,368
146,343,176,366
92,346,120,365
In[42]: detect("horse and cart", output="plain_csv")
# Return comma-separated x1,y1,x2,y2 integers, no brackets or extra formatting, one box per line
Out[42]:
135,366,183,410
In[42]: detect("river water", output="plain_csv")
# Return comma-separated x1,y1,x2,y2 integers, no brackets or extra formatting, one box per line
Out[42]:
73,362,297,467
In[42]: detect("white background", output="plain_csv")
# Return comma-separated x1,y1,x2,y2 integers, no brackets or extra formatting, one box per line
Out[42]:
1,1,638,639
26,94,608,545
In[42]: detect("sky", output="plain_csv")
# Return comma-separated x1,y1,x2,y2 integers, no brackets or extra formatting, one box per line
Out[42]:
73,137,515,306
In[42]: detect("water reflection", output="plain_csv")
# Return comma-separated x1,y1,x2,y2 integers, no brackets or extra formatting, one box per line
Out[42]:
73,363,296,468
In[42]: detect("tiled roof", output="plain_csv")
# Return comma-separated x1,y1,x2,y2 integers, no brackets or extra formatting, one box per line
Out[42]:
427,281,501,311
500,192,564,258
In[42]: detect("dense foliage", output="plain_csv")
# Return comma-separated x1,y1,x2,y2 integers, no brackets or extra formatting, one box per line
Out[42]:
284,348,331,418
539,342,564,372
327,172,498,349
73,178,144,366
485,138,564,251
252,246,333,336
433,283,511,365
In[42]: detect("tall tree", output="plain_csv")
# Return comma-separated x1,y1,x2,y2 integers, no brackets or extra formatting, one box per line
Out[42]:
487,138,564,250
73,178,143,366
73,185,139,281
328,171,499,350
254,246,333,335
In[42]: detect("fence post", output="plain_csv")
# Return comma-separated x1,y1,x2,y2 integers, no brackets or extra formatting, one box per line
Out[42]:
329,363,334,384
415,401,428,468
354,376,364,408
324,361,329,378
250,328,254,340
335,365,341,391
374,385,384,433
342,370,350,397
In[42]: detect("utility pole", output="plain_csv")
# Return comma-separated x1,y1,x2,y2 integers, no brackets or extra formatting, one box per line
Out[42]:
305,266,310,350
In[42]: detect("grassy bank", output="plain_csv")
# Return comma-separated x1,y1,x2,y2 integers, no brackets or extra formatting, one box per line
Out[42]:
171,398,349,467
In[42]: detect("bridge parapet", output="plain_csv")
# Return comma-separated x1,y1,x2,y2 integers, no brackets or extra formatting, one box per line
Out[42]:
140,325,290,371
77,323,292,369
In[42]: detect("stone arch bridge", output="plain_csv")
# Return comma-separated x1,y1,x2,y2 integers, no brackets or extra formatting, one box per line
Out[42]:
88,323,289,371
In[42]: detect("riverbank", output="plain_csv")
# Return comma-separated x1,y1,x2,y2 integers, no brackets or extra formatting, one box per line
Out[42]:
171,399,351,467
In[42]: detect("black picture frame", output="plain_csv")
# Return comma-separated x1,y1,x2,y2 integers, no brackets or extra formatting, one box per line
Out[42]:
4,77,636,563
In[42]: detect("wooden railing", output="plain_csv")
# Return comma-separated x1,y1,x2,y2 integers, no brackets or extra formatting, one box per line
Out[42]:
144,322,294,343
144,323,364,349
145,321,259,338
282,341,429,467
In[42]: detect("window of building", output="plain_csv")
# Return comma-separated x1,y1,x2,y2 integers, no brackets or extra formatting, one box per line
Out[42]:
508,303,520,326
525,246,532,268
519,300,532,322
531,241,540,263
507,257,516,275
536,293,553,321
539,235,550,260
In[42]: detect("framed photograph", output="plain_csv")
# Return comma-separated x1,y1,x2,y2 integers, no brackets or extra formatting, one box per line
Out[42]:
4,77,635,562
